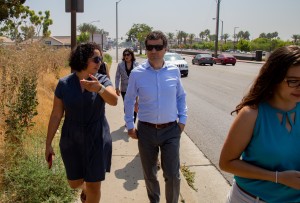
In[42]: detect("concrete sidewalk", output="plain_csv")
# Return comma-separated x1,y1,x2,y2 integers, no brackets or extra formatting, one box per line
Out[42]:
75,61,230,203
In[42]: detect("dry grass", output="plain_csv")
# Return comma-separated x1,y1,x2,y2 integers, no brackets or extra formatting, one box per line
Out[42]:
32,67,70,131
0,44,69,192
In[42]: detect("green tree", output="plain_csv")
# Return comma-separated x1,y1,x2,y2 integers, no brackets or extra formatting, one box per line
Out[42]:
166,32,174,47
199,31,205,42
204,29,210,41
77,23,108,43
176,31,184,45
0,4,52,42
41,10,52,37
77,32,90,43
292,34,300,44
181,31,188,45
259,33,266,38
0,0,26,21
188,33,195,45
223,33,229,43
78,23,97,42
20,25,35,40
237,39,251,52
243,31,250,40
126,23,153,54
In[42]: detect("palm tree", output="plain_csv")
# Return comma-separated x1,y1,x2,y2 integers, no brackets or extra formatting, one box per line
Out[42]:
243,31,250,40
166,32,174,47
188,33,195,45
181,31,188,45
223,33,229,44
292,34,300,44
176,31,183,45
77,23,98,42
204,29,210,41
199,31,205,42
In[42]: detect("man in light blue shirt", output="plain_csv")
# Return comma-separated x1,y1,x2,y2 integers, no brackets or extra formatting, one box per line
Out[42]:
124,31,187,203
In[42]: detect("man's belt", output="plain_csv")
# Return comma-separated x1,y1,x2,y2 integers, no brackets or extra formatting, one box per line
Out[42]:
140,121,176,129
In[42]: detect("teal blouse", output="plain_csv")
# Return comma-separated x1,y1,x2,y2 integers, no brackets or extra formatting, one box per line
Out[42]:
235,102,300,203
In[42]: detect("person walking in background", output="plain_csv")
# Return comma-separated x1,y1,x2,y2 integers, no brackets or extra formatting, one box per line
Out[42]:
124,31,188,203
219,45,300,203
45,43,118,203
115,48,139,123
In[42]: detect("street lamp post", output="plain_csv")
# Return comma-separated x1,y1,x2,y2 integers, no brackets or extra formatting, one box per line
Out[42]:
214,0,221,58
234,26,239,51
116,0,122,63
213,18,223,53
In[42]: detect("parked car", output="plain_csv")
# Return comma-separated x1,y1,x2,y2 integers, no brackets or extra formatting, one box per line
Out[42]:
164,52,189,77
214,54,237,66
192,54,214,66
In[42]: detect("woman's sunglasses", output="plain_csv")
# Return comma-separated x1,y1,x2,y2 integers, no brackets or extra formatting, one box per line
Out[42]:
123,53,131,56
92,56,102,63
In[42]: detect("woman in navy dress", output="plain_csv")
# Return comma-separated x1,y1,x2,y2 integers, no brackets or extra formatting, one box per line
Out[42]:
45,43,118,203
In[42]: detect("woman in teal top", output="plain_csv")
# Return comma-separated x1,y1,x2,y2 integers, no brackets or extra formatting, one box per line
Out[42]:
219,45,300,203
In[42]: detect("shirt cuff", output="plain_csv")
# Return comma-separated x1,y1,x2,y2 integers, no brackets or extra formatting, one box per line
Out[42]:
126,122,135,130
178,116,187,125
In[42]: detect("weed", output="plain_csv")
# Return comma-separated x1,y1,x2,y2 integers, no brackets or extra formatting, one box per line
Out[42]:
180,164,198,191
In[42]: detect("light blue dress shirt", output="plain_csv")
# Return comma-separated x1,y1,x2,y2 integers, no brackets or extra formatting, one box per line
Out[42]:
124,60,187,130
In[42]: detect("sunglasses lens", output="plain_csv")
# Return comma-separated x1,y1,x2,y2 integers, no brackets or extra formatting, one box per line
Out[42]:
93,56,102,63
146,45,164,51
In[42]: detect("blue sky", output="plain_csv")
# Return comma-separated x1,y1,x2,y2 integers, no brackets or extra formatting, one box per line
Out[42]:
24,0,300,41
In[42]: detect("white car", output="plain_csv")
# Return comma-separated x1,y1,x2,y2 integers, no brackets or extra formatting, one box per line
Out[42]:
164,52,189,77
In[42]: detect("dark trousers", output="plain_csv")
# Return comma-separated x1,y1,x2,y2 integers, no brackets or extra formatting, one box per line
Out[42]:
137,121,181,203
121,91,137,123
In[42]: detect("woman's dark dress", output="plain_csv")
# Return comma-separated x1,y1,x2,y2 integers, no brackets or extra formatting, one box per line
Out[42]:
55,72,112,182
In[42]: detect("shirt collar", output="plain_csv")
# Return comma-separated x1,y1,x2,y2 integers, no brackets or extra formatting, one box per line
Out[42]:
145,59,166,70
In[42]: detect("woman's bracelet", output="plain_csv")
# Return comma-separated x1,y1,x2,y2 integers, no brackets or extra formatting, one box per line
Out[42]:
98,84,105,94
275,171,278,183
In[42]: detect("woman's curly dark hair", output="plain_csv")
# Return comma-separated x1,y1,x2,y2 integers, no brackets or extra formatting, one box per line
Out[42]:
69,42,102,71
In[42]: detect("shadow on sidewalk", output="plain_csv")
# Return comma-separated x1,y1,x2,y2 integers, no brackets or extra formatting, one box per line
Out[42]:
114,154,144,191
111,126,130,142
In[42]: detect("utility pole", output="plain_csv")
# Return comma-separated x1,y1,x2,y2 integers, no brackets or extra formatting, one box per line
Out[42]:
71,0,77,50
213,17,223,53
214,0,221,58
116,0,122,63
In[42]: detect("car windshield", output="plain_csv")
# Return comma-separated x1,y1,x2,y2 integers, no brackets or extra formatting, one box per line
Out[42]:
200,54,212,57
224,54,234,57
164,54,183,61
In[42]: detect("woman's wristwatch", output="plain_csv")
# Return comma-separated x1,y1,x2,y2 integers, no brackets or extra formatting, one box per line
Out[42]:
98,84,105,94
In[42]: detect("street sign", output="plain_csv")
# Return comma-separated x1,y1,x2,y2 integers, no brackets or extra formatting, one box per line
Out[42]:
65,0,84,12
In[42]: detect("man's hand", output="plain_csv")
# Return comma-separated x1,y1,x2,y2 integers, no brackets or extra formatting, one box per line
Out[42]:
178,123,185,132
116,88,120,96
128,128,138,139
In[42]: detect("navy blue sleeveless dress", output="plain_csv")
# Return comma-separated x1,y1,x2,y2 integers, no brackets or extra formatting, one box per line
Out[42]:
55,72,112,182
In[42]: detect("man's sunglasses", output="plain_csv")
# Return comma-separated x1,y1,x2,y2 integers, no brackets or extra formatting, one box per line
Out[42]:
145,44,164,51
92,56,102,63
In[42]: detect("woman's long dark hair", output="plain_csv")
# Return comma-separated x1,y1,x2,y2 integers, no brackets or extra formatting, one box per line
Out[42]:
122,48,136,62
232,45,300,115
